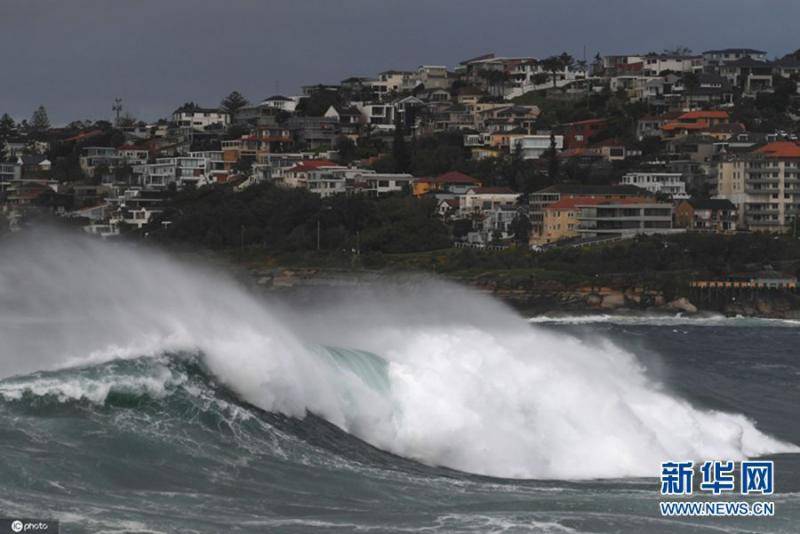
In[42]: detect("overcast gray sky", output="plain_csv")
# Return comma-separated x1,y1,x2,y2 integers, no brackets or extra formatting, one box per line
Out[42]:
2,0,798,124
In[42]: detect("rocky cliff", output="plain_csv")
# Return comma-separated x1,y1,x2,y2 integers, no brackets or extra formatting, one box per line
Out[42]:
246,266,800,318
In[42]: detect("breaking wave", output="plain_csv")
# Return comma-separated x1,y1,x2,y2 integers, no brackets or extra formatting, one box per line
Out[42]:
1,230,796,480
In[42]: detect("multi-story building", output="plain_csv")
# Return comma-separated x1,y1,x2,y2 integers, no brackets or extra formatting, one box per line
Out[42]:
133,156,215,189
281,160,339,189
459,187,520,214
539,197,588,244
529,184,650,239
367,70,414,99
80,147,121,177
0,162,21,193
414,65,450,90
577,198,677,238
621,171,689,199
287,116,339,149
718,59,775,96
715,141,800,232
355,173,415,197
510,134,564,160
561,118,608,149
189,151,226,180
702,48,767,72
171,104,229,130
641,54,703,76
306,166,351,197
117,145,150,166
674,199,738,233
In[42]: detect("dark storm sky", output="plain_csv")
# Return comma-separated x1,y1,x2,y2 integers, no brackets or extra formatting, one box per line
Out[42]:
1,0,797,124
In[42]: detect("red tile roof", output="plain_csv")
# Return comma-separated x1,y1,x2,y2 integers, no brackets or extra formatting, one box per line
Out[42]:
755,141,800,158
435,171,481,184
662,121,711,132
468,186,516,194
678,110,729,121
64,129,103,143
286,160,337,173
546,196,653,210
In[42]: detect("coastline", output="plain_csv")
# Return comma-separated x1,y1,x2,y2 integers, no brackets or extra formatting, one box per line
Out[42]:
240,264,800,320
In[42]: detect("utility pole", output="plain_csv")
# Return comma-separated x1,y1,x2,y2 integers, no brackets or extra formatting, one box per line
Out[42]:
113,98,123,127
316,218,321,251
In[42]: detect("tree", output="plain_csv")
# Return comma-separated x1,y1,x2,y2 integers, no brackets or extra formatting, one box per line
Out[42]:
114,163,134,184
393,113,411,173
335,136,357,165
547,133,560,181
510,212,532,247
683,72,700,93
541,53,573,89
663,46,692,56
559,52,574,71
233,156,255,175
540,56,563,89
220,91,249,120
31,106,50,133
296,87,342,117
116,112,138,129
0,114,16,140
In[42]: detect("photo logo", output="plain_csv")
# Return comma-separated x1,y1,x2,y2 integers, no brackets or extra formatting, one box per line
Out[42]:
659,460,776,517
10,521,23,533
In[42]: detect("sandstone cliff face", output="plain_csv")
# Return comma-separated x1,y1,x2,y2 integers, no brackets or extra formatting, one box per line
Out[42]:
484,282,695,315
721,294,800,319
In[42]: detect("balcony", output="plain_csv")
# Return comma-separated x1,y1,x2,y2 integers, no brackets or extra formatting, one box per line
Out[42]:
745,188,779,196
746,178,781,185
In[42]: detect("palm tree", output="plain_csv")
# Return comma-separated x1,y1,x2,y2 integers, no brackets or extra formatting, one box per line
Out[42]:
540,56,563,89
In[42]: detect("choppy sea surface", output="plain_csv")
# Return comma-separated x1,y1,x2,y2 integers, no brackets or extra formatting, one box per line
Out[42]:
1,232,798,533
0,315,797,533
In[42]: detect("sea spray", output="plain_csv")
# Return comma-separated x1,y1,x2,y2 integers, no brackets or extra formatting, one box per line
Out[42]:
1,229,796,479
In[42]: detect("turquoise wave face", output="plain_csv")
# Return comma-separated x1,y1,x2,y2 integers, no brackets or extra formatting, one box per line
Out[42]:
2,231,799,533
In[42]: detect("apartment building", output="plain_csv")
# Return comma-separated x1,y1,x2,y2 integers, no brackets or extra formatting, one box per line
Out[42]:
715,141,800,232
577,198,678,238
529,184,649,240
0,162,21,193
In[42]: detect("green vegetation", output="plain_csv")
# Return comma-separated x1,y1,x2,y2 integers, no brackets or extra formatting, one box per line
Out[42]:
145,182,451,254
220,233,800,299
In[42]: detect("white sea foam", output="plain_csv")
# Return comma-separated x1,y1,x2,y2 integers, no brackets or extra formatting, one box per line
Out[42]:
0,230,796,479
528,313,800,327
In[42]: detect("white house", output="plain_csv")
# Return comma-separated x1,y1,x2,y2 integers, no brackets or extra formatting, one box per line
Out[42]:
621,171,689,199
354,172,415,197
171,104,229,130
460,187,520,214
511,135,564,160
260,95,298,112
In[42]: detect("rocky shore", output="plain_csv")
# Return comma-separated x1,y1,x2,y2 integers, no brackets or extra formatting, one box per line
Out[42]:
244,266,800,319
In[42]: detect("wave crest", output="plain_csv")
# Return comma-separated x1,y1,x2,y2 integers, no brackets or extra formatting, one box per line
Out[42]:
1,230,797,480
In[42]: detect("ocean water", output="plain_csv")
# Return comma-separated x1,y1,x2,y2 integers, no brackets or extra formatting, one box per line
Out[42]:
1,232,798,533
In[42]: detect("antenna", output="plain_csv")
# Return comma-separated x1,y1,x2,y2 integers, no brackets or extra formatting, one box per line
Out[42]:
113,98,123,126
